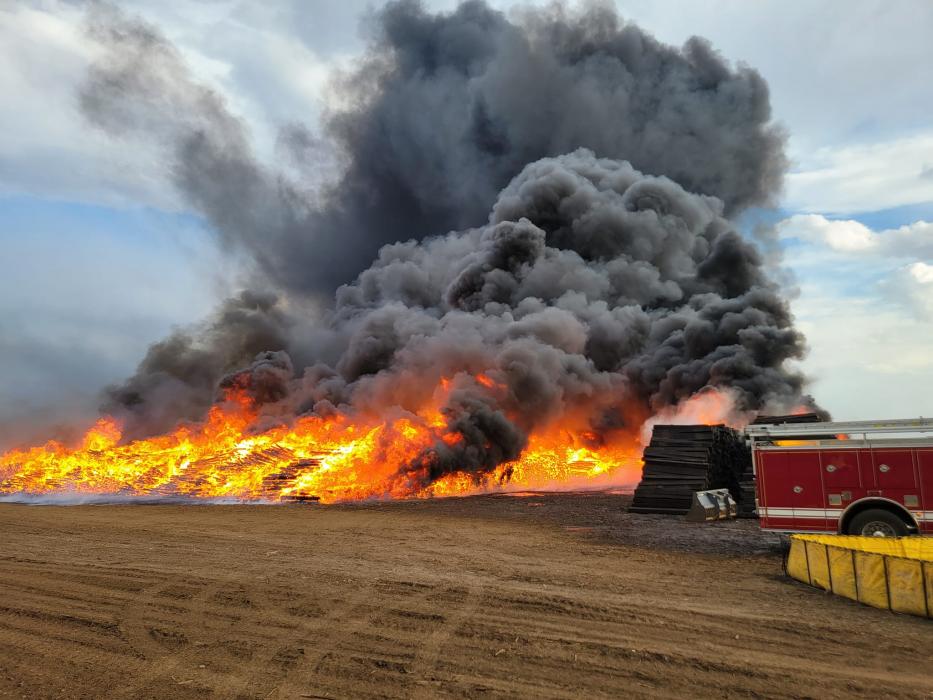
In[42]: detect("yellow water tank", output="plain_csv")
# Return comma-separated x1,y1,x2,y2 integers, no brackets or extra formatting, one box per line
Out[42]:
785,534,933,618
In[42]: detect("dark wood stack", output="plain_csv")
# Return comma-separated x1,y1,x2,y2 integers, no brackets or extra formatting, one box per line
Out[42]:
630,425,750,515
750,412,825,426
735,446,757,519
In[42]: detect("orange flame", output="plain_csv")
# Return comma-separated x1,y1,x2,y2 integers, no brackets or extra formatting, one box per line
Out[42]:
0,377,666,503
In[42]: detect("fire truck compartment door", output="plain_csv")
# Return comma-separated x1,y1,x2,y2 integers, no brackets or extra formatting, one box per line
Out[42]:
789,451,826,530
757,451,794,528
872,449,917,490
820,450,860,489
919,449,933,524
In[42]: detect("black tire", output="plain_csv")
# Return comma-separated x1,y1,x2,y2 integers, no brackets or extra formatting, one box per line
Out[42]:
846,508,910,537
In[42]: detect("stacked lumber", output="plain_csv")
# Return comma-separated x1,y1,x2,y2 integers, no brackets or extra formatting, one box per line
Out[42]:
630,425,750,515
735,448,757,519
750,412,824,425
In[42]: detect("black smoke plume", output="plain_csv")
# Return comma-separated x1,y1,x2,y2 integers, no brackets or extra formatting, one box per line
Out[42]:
81,0,786,296
76,1,817,486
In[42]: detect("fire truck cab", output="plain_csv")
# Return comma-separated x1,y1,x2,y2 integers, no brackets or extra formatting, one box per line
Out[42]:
748,418,933,536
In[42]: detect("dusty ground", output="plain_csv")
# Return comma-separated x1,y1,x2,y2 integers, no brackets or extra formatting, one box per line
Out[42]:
0,494,929,700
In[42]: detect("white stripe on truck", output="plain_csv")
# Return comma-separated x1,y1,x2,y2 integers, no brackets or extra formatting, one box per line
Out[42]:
759,507,932,522
759,507,842,518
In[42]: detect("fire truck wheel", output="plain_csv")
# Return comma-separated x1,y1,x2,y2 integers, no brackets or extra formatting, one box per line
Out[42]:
847,509,909,537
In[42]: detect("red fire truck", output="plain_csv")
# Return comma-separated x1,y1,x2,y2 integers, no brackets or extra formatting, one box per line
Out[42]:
747,418,933,536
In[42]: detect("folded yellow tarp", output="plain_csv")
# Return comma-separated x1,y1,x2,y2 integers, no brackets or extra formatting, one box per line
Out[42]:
786,534,932,618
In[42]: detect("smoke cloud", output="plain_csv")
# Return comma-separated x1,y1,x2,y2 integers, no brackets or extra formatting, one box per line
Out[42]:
73,1,816,486
81,0,786,295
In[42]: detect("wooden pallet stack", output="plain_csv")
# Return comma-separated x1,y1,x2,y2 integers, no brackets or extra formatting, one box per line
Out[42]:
629,425,746,515
733,440,757,518
750,412,825,427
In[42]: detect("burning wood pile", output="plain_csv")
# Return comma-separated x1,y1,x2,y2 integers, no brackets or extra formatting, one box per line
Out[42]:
138,446,325,502
629,425,752,516
260,457,322,503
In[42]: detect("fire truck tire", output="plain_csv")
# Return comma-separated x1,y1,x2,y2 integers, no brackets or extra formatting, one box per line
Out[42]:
846,509,910,537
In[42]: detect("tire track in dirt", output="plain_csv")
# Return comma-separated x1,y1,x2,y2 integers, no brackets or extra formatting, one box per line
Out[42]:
258,578,381,700
408,579,484,699
109,577,227,699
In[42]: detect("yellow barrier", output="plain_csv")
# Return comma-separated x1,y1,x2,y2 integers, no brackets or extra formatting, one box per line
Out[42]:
785,535,933,618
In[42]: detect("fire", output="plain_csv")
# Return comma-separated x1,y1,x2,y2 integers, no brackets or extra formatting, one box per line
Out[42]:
638,387,748,444
0,378,649,504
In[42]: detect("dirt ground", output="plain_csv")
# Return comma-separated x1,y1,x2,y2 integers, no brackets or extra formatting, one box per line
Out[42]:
0,494,930,700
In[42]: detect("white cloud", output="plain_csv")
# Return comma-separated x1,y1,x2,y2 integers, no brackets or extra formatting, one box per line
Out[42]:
144,6,342,161
888,262,933,320
794,293,933,375
778,214,877,252
777,214,933,259
784,133,933,214
908,261,933,284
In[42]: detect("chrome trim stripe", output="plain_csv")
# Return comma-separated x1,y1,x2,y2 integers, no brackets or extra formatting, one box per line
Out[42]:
759,507,842,517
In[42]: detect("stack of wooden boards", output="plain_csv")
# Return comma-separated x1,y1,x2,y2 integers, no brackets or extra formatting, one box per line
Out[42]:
735,455,758,519
630,424,751,515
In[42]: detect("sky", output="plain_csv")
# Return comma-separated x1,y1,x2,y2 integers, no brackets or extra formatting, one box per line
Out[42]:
1,0,931,446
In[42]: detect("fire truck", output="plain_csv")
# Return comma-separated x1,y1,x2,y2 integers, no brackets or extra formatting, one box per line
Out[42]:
747,418,933,536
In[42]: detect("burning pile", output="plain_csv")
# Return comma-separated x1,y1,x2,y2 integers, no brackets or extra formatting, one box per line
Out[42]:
0,381,644,502
0,2,819,503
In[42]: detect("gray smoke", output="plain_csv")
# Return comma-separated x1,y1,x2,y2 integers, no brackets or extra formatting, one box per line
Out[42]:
77,2,818,484
100,291,294,438
81,0,786,295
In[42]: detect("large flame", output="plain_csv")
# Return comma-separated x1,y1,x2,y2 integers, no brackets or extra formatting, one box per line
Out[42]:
0,379,740,503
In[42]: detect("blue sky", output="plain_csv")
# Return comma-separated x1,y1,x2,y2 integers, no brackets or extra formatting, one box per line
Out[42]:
0,0,931,446
0,196,226,446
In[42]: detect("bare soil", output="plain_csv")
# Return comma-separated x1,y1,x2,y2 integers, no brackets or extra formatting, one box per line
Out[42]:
0,493,929,699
